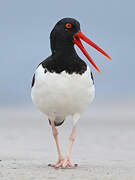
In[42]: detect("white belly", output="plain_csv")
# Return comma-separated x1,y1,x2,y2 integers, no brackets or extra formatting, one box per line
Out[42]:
31,65,95,117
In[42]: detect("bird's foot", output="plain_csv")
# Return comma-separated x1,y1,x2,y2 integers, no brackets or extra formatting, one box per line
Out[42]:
48,157,77,168
48,158,64,168
62,157,77,168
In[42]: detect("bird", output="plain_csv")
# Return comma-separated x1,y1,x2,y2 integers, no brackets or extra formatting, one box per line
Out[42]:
31,17,111,168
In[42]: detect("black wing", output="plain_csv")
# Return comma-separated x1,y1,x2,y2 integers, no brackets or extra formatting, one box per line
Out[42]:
91,71,94,84
31,74,35,88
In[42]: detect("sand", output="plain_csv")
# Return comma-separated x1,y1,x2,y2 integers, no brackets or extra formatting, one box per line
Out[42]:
1,159,135,180
0,103,135,179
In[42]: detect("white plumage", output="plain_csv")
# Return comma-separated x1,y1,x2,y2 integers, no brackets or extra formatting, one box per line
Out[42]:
31,64,95,121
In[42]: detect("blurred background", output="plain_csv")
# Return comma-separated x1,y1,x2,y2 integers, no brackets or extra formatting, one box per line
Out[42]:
0,0,135,162
0,0,135,106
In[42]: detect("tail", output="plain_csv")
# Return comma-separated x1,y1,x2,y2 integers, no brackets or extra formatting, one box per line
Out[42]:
48,116,65,127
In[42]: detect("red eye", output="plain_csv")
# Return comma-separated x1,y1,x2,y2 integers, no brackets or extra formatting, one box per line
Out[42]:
65,23,72,29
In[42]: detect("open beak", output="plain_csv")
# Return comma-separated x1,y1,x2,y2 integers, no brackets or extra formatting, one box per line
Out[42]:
73,31,112,72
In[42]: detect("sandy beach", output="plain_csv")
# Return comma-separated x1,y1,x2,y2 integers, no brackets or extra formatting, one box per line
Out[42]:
0,103,135,179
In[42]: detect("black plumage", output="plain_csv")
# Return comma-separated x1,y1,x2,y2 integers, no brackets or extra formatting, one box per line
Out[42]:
34,18,94,84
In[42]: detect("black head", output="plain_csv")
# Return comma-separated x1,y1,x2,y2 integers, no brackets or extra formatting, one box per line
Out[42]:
50,18,80,51
50,17,111,72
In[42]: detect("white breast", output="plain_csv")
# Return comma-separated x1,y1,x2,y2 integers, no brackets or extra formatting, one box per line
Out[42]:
31,65,95,117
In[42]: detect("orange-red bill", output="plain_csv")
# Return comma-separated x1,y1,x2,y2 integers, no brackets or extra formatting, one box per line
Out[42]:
73,31,111,72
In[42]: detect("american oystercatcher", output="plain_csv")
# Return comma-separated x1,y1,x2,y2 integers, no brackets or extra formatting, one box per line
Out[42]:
31,18,111,168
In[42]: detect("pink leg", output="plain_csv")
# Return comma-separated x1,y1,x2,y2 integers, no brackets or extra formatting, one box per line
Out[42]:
48,120,63,168
62,125,77,168
62,113,80,168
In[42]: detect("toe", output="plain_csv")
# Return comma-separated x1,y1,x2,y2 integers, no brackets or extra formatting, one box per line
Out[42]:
68,161,74,167
48,159,64,168
55,160,63,168
62,158,77,168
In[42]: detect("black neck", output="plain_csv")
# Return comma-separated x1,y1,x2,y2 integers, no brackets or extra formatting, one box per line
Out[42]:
50,38,75,55
40,38,87,75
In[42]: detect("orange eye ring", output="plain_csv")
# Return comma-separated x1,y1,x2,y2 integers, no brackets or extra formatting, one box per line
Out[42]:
65,23,72,29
